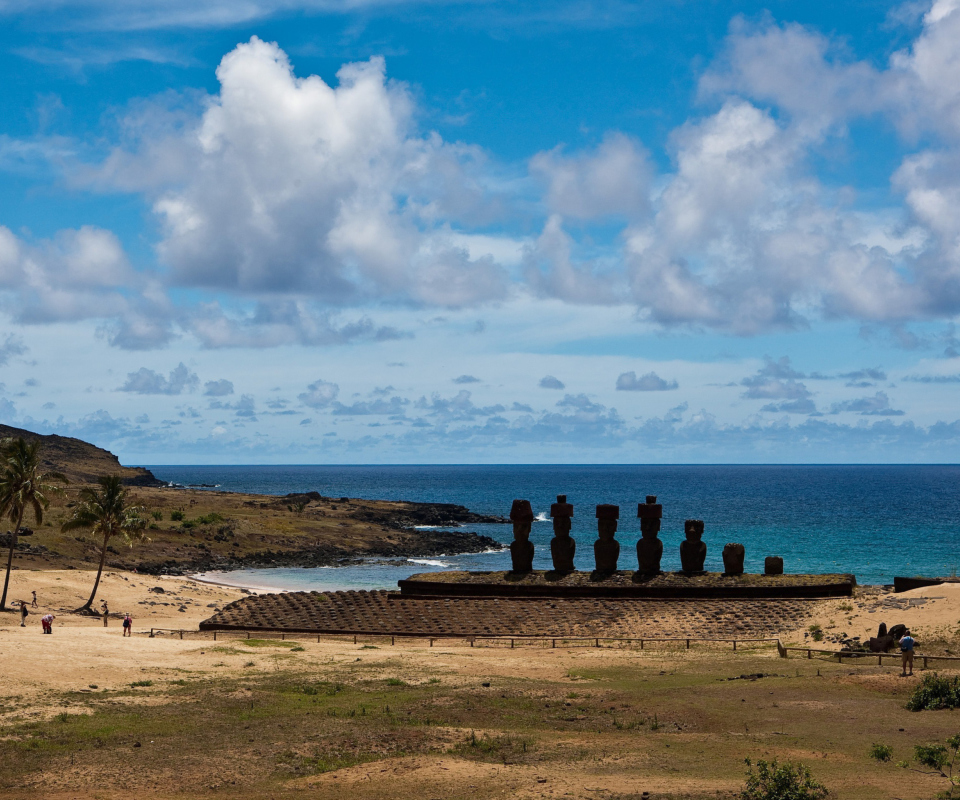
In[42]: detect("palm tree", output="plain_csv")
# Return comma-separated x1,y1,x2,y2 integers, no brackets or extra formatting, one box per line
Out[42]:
0,437,67,611
61,475,148,612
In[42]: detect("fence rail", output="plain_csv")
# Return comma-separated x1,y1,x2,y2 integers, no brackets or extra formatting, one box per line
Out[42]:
147,628,781,651
144,628,960,669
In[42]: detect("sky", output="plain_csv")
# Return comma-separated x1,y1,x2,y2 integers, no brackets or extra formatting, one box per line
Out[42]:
0,0,959,464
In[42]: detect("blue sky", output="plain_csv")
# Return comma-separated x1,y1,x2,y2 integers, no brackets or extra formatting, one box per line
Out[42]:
1,0,959,464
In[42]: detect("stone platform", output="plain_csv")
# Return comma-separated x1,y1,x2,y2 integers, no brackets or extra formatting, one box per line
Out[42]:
199,589,820,638
397,570,856,599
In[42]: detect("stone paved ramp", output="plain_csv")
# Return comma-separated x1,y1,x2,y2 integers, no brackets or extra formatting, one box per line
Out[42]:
200,590,817,638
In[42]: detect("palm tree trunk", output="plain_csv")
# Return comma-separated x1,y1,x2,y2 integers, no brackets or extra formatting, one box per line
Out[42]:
79,532,110,611
0,508,25,611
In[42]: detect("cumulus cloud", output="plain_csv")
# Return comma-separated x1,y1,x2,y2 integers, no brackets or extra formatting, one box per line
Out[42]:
0,334,26,366
539,375,565,390
203,379,234,396
414,390,505,421
530,132,651,220
118,362,199,395
830,391,905,416
616,371,678,391
903,373,960,383
741,357,812,401
298,379,340,409
838,368,887,387
332,396,408,416
453,375,480,384
104,37,508,309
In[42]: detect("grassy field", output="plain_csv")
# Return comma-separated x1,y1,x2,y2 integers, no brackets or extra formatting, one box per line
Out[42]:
2,638,959,799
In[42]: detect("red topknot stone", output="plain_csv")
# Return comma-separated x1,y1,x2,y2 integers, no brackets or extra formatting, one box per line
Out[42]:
595,504,620,520
509,499,534,523
637,495,663,519
550,494,574,518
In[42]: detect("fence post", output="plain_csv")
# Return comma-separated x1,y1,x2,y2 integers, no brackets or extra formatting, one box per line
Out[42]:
686,639,690,650
510,639,514,649
807,649,811,659
470,638,474,648
552,639,556,649
392,636,395,646
924,656,929,670
180,630,183,640
595,638,599,648
640,639,644,650
733,640,737,652
430,638,434,647
214,631,217,641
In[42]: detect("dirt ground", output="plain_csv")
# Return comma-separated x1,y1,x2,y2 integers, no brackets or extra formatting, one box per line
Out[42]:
3,568,960,800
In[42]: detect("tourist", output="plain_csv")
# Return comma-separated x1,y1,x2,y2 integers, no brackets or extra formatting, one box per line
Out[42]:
31,590,37,608
122,613,132,637
41,613,54,634
19,600,28,627
900,629,916,677
101,600,109,627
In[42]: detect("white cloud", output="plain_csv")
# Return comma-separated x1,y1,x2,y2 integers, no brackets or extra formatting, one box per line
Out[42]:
539,375,565,390
118,362,199,394
101,37,509,308
615,371,678,391
203,378,234,396
298,379,340,408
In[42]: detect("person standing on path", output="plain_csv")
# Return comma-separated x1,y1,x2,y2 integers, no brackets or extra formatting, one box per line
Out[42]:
901,630,916,676
31,590,37,608
19,600,28,627
122,613,132,637
101,600,109,627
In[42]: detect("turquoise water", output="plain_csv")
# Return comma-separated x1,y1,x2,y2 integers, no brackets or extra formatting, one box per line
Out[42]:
148,464,960,587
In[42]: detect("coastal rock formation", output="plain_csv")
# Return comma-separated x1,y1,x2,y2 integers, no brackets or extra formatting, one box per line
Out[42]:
680,520,706,573
508,499,535,573
764,556,784,575
593,504,620,573
550,495,576,572
722,543,745,576
636,495,663,575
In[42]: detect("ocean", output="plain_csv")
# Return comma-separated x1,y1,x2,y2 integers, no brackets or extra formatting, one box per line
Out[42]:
145,464,960,589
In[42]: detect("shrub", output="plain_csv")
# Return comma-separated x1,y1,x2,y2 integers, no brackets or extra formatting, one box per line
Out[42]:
740,758,828,800
151,511,162,521
385,677,407,686
870,743,893,762
170,510,184,521
130,680,153,688
907,674,960,711
808,624,824,643
915,743,950,773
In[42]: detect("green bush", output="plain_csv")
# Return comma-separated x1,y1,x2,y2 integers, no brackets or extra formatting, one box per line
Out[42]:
151,511,162,521
808,624,824,643
870,743,893,762
915,743,950,773
907,674,960,711
740,758,828,800
170,510,184,522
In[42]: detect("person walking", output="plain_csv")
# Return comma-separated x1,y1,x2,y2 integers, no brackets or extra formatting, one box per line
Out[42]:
900,630,916,676
19,600,28,627
101,600,109,627
122,613,132,637
41,613,54,634
31,590,37,608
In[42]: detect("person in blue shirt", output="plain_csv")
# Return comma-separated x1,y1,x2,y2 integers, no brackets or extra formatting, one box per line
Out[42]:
900,630,916,677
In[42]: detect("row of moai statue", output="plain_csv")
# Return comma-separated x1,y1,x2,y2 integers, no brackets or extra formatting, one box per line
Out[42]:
509,495,784,576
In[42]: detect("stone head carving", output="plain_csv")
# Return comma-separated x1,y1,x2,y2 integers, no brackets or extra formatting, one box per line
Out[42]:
508,498,535,573
593,504,620,572
680,519,707,573
549,494,576,572
637,495,663,539
722,542,745,576
509,499,534,541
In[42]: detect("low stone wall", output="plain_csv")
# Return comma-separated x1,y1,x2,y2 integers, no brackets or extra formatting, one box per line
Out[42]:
199,589,819,638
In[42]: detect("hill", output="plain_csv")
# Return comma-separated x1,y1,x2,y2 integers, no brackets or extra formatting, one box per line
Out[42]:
0,424,161,486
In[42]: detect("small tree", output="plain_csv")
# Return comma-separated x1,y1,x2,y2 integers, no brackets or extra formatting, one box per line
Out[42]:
0,437,67,610
61,475,147,612
740,758,829,800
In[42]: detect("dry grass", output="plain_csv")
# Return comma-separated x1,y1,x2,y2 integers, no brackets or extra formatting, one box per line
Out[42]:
2,641,959,799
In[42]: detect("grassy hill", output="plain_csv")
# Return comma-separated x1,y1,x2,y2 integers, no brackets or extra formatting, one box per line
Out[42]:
0,424,160,486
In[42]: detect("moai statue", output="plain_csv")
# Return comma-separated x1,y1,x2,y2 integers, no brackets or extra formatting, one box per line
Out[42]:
636,495,663,575
594,504,620,573
764,556,784,575
722,543,745,575
679,519,706,573
549,494,576,572
508,499,535,573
